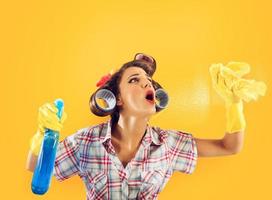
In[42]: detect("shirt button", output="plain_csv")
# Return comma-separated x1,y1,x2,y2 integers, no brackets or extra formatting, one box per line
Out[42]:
121,179,128,200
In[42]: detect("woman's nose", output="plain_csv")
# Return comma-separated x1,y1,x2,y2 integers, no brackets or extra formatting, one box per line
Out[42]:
141,80,152,88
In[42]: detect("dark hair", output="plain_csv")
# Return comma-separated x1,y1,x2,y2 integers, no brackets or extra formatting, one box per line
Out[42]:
96,60,160,126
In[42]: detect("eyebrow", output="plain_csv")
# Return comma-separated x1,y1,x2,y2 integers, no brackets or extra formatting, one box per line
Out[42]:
127,73,152,80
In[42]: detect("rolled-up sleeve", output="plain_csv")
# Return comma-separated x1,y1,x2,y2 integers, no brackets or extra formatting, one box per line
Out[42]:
167,130,198,174
53,132,81,181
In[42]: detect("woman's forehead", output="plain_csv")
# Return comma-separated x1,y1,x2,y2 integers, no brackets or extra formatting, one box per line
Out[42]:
122,66,149,78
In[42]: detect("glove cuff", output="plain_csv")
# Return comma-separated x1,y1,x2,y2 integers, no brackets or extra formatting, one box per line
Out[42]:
225,101,246,133
29,131,43,156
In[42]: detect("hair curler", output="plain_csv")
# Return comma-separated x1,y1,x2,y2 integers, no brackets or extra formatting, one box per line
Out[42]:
90,89,117,116
155,88,169,112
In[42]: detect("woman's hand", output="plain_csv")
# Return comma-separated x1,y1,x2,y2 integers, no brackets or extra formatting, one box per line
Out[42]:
30,102,67,156
27,101,67,172
210,62,266,104
209,62,266,133
209,62,248,104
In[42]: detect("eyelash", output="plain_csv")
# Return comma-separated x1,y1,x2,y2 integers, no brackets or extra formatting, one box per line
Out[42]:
129,77,152,83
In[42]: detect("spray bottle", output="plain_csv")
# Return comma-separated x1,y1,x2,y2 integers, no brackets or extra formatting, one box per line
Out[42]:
31,99,64,195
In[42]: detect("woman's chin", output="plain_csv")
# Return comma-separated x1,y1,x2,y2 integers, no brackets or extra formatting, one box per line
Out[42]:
131,109,155,118
143,108,156,117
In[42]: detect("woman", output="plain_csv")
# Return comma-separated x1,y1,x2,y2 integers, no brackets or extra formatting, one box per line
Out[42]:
27,53,264,199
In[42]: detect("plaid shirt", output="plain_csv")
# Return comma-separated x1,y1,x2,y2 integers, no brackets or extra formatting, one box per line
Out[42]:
54,120,198,200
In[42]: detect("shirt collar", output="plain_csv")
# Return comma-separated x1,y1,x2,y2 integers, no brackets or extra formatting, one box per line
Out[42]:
100,120,112,144
99,120,167,147
143,125,167,146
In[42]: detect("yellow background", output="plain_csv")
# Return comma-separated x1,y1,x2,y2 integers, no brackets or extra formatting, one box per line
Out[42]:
1,0,271,199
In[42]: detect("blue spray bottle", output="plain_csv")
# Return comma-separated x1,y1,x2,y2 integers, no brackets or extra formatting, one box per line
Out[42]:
31,99,64,195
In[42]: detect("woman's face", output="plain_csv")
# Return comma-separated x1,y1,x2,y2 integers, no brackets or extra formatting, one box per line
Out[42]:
117,66,156,117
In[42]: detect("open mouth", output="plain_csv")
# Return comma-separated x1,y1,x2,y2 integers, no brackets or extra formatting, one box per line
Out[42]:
145,90,155,104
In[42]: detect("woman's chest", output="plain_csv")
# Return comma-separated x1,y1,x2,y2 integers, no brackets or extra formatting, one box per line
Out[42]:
112,141,139,168
80,147,173,200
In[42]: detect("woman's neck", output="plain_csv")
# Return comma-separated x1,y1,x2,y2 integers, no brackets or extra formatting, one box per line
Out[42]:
112,114,149,150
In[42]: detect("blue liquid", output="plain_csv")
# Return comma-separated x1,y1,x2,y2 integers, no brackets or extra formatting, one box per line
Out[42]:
31,130,59,194
31,99,63,195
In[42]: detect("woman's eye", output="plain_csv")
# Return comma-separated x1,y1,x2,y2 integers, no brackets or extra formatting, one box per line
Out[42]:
129,78,139,83
128,77,152,84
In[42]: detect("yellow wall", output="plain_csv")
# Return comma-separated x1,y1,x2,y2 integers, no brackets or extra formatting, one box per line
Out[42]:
1,0,271,199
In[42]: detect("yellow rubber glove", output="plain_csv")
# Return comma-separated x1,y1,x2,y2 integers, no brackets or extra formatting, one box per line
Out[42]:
30,102,67,156
210,62,267,133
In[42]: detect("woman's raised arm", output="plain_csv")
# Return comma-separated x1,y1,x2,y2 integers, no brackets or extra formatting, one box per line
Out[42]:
195,131,244,157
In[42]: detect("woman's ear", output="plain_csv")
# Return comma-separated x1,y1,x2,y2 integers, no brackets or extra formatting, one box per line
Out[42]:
116,96,123,106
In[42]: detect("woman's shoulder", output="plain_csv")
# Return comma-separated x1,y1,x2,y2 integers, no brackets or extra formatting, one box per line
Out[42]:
150,125,192,136
66,121,108,143
149,125,194,144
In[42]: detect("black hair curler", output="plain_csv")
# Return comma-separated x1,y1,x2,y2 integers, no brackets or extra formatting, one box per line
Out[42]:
155,88,169,112
89,88,116,116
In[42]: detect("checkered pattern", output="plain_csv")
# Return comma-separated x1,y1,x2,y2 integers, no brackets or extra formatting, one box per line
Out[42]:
54,120,198,200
